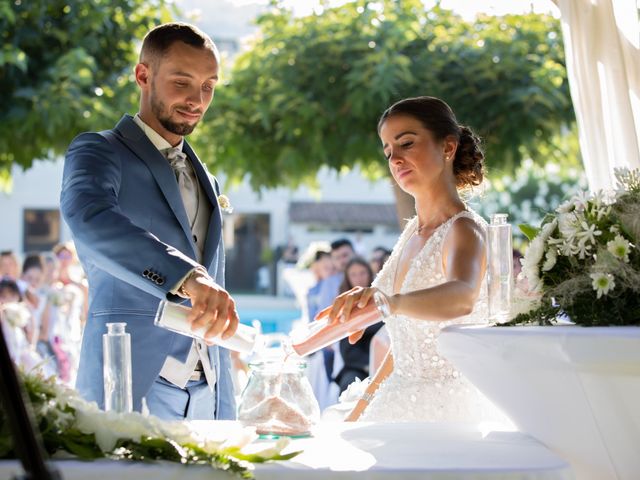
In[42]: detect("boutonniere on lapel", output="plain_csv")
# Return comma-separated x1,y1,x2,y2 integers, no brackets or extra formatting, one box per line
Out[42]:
217,194,233,214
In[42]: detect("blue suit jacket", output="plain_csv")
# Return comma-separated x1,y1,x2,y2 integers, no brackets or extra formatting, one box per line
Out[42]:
60,115,236,419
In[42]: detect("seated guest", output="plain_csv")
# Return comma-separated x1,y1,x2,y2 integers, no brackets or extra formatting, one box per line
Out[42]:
334,257,383,393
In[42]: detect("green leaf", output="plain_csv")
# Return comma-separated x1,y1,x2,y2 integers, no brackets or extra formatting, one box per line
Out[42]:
60,436,104,459
519,223,540,241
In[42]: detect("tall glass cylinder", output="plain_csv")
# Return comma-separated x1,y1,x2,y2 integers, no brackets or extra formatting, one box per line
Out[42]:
103,322,132,413
487,213,513,323
290,290,388,357
154,301,258,354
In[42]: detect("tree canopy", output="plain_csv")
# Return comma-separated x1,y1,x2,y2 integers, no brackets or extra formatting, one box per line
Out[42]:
195,0,576,190
0,0,170,185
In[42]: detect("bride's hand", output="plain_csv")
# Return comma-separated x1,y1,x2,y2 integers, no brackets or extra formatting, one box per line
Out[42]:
327,286,376,323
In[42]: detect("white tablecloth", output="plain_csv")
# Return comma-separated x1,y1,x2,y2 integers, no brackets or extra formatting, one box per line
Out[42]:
439,325,640,480
0,421,572,480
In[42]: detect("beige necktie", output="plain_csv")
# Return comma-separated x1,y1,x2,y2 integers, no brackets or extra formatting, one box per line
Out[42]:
163,147,215,391
165,147,198,226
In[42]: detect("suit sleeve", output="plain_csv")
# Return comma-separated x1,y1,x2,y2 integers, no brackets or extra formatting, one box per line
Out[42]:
60,132,200,300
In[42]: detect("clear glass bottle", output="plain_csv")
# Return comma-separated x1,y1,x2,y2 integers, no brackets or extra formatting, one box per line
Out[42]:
487,213,513,323
154,300,258,354
237,359,320,437
103,322,132,413
290,290,389,357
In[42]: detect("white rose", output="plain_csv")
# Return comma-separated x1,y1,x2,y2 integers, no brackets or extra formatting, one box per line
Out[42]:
75,409,154,452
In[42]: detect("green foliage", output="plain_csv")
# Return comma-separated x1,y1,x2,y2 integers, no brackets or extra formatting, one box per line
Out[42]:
519,224,540,242
0,0,173,178
0,371,300,478
468,155,587,249
195,0,576,190
510,168,640,326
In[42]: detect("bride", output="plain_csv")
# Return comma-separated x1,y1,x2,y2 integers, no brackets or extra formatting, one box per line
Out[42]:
327,96,500,423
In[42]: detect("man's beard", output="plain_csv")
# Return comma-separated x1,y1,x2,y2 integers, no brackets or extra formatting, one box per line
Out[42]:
150,88,200,136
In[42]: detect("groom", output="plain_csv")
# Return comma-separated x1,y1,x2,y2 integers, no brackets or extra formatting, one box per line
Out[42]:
60,23,238,420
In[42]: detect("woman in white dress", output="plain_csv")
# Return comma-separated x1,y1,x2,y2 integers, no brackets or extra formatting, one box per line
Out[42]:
327,96,499,423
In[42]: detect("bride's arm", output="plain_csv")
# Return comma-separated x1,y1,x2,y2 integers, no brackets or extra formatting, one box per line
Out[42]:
328,217,487,325
345,348,394,421
388,217,487,321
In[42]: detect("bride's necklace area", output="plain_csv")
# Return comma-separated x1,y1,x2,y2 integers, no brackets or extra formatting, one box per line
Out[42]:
414,208,468,237
415,219,444,238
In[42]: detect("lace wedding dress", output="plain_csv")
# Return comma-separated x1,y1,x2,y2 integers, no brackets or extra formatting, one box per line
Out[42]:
360,210,503,423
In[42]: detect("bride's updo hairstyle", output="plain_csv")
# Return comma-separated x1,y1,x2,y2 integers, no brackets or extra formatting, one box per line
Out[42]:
378,96,485,189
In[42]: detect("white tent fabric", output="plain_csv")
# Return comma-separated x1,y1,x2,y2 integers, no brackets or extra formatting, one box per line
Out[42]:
557,0,640,191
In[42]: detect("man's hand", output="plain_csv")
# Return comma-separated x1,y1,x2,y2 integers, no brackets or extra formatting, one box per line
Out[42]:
182,269,239,345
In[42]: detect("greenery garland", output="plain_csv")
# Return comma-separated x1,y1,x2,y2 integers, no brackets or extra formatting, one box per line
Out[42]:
0,371,300,478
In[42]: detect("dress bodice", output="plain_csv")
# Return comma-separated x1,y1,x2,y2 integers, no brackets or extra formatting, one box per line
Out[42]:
372,210,488,384
360,209,499,423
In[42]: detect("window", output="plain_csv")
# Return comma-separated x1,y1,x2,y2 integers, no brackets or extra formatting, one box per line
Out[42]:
23,209,60,253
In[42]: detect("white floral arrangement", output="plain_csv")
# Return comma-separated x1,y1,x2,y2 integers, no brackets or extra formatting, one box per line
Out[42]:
0,302,31,329
512,167,640,326
0,371,300,478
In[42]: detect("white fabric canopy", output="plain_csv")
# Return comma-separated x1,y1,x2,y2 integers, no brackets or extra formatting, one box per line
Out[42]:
557,0,640,190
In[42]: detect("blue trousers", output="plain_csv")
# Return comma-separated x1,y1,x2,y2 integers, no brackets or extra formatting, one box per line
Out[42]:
145,376,216,420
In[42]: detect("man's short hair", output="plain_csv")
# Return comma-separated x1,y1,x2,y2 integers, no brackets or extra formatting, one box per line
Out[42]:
140,22,218,66
330,238,354,252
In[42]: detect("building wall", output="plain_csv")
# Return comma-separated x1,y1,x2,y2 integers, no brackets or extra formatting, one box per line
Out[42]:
0,158,398,261
0,159,72,255
223,167,398,251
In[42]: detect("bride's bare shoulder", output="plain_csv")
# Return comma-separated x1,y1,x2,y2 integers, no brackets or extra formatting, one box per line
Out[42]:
444,215,485,251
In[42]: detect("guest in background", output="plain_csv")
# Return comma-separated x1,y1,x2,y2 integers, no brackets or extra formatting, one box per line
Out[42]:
0,251,20,280
0,278,42,371
53,242,89,327
316,239,355,311
369,246,391,276
19,253,45,344
309,238,355,409
306,250,334,321
334,258,383,393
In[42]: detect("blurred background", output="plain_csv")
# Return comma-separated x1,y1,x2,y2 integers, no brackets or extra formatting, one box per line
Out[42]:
4,0,635,400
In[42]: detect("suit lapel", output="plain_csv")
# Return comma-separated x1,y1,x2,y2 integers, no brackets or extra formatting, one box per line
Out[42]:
183,141,222,268
113,115,197,258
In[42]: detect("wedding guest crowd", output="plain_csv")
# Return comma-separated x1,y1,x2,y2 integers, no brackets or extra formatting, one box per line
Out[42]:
299,239,393,409
2,235,393,409
0,244,87,384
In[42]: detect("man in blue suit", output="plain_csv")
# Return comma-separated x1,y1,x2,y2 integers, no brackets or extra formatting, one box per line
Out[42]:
60,23,238,420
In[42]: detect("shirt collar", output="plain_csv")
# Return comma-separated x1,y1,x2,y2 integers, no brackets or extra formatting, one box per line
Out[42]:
133,114,184,153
